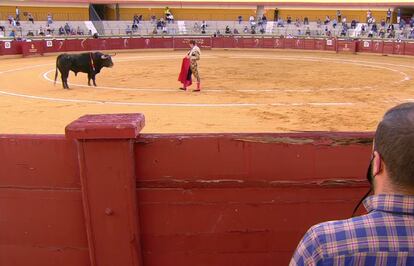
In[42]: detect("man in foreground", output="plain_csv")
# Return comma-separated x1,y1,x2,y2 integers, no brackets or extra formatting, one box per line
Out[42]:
290,102,414,265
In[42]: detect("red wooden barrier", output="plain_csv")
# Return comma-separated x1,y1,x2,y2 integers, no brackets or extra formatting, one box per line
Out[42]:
0,114,373,266
4,37,414,58
405,42,414,56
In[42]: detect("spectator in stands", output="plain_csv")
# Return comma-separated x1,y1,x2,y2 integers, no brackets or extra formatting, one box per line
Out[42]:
201,21,207,34
151,15,156,23
287,16,292,24
38,26,45,36
316,18,322,28
162,25,168,34
337,10,342,21
250,26,256,34
238,15,242,24
381,19,386,27
0,24,4,32
324,15,330,25
351,19,357,29
152,27,158,35
47,13,53,25
58,26,65,35
397,8,401,24
249,15,255,26
15,6,20,20
225,25,231,34
166,13,174,23
291,102,414,266
341,16,347,27
9,29,15,38
361,24,366,34
132,22,138,32
64,23,71,34
367,9,372,22
193,22,199,33
164,7,171,18
260,26,265,34
388,30,395,38
243,25,249,33
28,13,34,24
233,28,239,34
0,29,4,38
305,27,311,36
303,17,309,25
126,25,132,35
8,15,13,25
340,27,347,36
277,18,284,27
156,19,162,30
332,18,337,28
294,18,301,27
46,24,54,35
27,30,34,37
368,29,374,37
262,14,267,24
379,27,386,38
133,14,139,24
410,28,414,39
387,23,395,33
386,8,392,24
372,22,378,33
138,15,143,21
402,18,409,30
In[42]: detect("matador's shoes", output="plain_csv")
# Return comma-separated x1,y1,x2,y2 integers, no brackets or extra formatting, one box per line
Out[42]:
179,87,187,91
193,82,201,92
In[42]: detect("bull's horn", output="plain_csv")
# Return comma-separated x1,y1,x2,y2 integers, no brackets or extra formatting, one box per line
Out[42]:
101,55,108,59
109,53,117,56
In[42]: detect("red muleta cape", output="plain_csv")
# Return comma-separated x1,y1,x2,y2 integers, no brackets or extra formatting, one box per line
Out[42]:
178,57,192,86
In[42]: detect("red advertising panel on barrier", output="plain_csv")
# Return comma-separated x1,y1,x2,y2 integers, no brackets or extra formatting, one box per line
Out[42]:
336,40,356,54
233,36,243,48
404,42,414,56
149,37,174,49
128,38,146,49
22,41,44,57
358,40,373,53
371,40,384,54
382,41,394,54
1,40,22,55
314,39,326,50
241,37,263,48
262,37,275,48
393,42,405,55
324,39,336,51
173,37,212,49
304,39,316,50
107,37,129,50
274,38,284,49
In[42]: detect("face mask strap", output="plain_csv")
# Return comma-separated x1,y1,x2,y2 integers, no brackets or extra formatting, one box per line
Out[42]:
351,153,381,217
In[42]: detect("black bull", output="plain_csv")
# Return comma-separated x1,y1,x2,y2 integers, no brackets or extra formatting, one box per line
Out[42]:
54,52,114,89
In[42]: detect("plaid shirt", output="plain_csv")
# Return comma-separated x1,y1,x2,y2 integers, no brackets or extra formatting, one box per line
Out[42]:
290,194,414,266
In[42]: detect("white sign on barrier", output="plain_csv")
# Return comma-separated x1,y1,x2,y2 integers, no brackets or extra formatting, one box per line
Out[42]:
4,42,11,49
363,41,370,48
326,39,333,46
46,40,53,47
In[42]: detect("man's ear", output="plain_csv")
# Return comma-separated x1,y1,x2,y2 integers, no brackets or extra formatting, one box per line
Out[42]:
373,150,382,176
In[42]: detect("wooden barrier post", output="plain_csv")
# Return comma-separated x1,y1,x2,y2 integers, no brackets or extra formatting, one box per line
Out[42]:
66,114,145,266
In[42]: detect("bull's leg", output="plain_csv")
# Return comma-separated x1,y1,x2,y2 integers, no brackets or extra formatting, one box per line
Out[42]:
92,75,97,86
88,73,92,86
61,74,69,89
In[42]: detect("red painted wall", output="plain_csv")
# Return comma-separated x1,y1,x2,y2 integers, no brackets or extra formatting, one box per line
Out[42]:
1,115,373,266
1,37,414,57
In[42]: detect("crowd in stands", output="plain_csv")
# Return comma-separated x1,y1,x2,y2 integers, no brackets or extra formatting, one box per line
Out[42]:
0,7,89,39
1,6,414,40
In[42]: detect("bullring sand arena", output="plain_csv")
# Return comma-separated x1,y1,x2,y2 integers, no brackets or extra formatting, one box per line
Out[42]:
1,49,414,134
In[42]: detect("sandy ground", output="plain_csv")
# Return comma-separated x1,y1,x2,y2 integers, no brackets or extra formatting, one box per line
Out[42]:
0,49,413,134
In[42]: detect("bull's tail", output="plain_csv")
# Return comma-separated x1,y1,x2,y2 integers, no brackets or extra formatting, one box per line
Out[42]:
54,55,60,85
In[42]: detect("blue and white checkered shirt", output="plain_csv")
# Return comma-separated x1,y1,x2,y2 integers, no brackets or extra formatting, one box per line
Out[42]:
290,194,414,266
